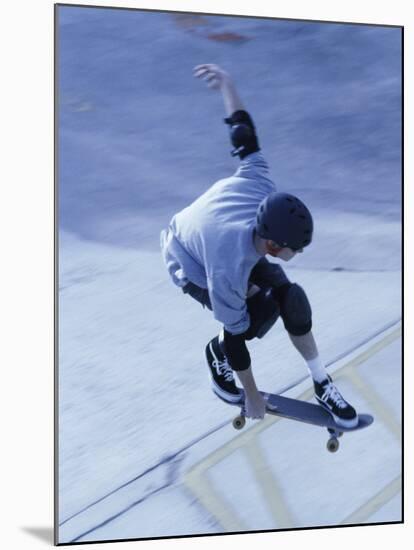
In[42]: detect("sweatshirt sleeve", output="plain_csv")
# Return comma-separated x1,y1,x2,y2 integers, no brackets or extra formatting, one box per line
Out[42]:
207,271,250,335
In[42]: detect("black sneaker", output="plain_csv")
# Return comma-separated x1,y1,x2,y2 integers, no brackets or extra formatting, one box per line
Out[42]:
205,336,243,403
314,375,358,428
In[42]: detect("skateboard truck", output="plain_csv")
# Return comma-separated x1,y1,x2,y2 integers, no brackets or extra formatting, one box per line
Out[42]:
233,411,345,452
226,390,372,453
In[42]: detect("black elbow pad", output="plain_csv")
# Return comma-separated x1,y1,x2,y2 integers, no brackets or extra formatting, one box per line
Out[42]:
223,329,251,371
224,110,260,159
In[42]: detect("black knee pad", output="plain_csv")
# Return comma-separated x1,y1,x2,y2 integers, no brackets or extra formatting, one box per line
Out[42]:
245,287,280,340
278,283,312,336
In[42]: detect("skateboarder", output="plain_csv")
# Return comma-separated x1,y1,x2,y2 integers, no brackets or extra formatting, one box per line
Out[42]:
160,64,358,428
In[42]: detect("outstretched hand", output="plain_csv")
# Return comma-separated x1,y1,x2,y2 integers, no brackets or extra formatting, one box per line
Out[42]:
193,64,231,90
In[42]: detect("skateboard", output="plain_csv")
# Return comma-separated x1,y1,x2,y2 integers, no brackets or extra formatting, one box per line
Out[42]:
220,390,373,453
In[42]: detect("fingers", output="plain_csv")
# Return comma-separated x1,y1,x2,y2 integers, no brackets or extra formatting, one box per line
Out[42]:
245,409,266,420
205,73,218,83
193,65,223,90
193,64,222,80
193,63,219,75
245,393,267,419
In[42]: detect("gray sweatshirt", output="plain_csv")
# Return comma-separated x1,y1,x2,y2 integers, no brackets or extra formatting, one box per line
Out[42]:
160,151,277,335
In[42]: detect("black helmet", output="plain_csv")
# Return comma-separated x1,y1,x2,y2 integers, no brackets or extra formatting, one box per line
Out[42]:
256,192,313,250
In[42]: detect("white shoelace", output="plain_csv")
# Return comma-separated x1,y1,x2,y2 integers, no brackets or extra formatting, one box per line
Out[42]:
321,383,348,409
212,359,234,382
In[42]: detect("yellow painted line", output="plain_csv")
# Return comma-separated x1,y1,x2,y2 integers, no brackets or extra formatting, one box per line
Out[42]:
346,369,401,441
188,413,276,469
183,324,402,530
244,442,295,528
184,468,247,532
341,476,402,524
334,325,401,440
184,416,279,531
335,326,401,374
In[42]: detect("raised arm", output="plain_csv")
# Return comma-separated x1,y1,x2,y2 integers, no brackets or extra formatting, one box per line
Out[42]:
193,64,260,159
193,63,244,116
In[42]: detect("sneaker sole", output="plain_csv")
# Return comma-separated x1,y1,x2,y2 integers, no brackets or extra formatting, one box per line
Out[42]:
211,382,243,404
315,397,358,429
205,341,243,404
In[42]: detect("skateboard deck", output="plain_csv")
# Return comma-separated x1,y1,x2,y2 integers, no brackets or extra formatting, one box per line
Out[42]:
220,389,374,452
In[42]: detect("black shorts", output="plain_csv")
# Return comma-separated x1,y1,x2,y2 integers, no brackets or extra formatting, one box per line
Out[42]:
182,258,290,339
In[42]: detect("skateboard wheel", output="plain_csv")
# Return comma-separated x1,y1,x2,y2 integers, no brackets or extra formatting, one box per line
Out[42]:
233,416,246,430
328,428,343,438
327,437,339,453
